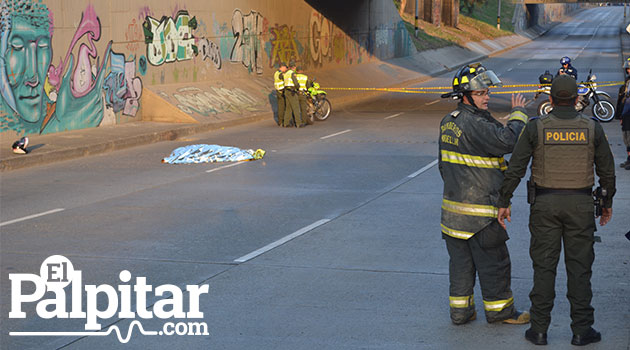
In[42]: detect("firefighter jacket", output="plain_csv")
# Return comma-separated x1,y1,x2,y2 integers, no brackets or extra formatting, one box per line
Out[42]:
439,102,528,239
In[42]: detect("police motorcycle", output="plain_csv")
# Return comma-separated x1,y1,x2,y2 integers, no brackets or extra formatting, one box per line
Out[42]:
306,81,331,122
535,69,615,122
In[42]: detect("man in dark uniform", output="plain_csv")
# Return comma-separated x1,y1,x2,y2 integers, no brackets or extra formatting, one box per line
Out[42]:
614,57,630,169
439,63,530,326
497,75,616,346
557,56,578,80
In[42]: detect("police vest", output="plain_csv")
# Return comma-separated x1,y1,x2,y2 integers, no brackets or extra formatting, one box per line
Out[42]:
296,73,308,91
531,114,595,189
284,70,296,88
274,70,284,91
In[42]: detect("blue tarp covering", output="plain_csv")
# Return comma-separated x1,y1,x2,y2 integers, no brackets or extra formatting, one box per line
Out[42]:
162,144,265,164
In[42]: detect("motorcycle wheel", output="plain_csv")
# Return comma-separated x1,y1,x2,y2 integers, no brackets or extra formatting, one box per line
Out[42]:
537,101,553,116
592,100,614,122
307,113,315,125
314,98,332,121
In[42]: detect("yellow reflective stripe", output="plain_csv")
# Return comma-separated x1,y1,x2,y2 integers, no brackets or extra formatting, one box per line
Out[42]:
508,110,528,123
441,150,507,171
441,224,475,240
274,72,284,90
296,74,308,91
442,199,498,218
483,297,514,312
450,294,475,308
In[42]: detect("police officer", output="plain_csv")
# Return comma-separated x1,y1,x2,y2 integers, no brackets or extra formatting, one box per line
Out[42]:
283,62,304,127
273,63,287,126
497,75,616,346
439,63,530,326
557,56,578,80
615,58,630,169
296,67,314,125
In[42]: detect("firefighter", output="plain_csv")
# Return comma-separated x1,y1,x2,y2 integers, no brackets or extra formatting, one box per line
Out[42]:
438,62,530,326
273,62,287,126
295,67,314,125
497,75,616,346
283,62,304,127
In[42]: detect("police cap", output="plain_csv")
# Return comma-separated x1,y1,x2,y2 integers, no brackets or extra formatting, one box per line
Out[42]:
550,75,578,99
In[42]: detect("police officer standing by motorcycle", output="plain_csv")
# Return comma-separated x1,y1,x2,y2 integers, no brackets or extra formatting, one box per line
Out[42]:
557,56,578,80
296,67,314,125
497,75,616,346
283,61,304,128
439,63,530,326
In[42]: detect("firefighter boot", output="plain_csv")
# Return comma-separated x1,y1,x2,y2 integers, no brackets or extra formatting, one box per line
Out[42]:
502,310,530,325
451,310,476,325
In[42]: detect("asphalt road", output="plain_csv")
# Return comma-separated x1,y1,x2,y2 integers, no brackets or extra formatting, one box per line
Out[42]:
1,7,629,350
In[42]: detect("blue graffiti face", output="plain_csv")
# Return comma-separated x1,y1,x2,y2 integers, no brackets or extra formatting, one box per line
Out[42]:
4,15,51,124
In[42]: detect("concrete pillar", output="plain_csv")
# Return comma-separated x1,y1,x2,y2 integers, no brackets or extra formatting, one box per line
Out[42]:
441,0,459,27
424,0,441,26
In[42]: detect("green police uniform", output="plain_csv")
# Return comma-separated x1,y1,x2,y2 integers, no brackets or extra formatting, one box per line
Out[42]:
296,72,312,125
498,76,616,340
274,69,285,126
283,68,303,127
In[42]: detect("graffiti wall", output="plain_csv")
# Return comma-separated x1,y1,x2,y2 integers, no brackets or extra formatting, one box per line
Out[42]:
0,0,411,135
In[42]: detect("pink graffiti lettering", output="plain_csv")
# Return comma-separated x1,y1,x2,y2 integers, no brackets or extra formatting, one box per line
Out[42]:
47,4,103,97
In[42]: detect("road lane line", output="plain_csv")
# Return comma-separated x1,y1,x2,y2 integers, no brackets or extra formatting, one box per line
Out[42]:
205,162,247,173
0,208,65,227
425,100,440,106
320,129,351,140
234,219,331,263
384,112,403,120
407,159,438,178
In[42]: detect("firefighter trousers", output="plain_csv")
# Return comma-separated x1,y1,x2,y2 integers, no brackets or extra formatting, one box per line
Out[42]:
444,221,515,323
528,193,595,335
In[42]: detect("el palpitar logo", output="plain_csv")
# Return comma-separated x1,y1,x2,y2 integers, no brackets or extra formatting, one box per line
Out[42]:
9,255,210,343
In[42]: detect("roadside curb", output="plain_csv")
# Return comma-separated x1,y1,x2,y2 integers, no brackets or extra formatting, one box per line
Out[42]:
0,113,270,172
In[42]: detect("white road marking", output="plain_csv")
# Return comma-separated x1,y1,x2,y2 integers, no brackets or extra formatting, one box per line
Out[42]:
425,100,441,106
0,208,65,227
320,129,351,140
384,112,404,120
408,159,439,178
507,67,513,72
234,219,331,263
206,162,247,173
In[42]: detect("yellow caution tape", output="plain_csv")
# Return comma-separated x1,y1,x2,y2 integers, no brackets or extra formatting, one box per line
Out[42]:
322,81,624,95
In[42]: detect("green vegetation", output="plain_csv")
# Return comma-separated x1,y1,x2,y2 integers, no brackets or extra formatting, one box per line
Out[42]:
463,0,517,32
395,0,517,51
403,21,454,51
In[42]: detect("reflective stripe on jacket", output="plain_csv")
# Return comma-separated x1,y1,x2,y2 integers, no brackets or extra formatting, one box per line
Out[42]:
274,70,284,91
296,73,308,91
438,103,528,239
284,69,296,88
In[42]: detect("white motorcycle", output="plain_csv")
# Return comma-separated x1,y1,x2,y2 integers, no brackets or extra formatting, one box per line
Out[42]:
535,69,615,122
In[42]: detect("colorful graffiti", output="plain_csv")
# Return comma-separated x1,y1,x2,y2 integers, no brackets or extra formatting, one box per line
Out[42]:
309,11,332,65
125,18,144,52
0,1,129,135
103,51,143,116
267,24,300,68
143,10,198,66
230,9,263,74
198,38,221,69
172,86,260,116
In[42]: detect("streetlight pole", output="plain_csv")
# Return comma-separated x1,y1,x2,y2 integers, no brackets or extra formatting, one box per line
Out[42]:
415,0,419,37
497,0,501,30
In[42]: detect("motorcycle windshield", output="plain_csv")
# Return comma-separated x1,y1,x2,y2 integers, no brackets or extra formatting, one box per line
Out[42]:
469,70,502,90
